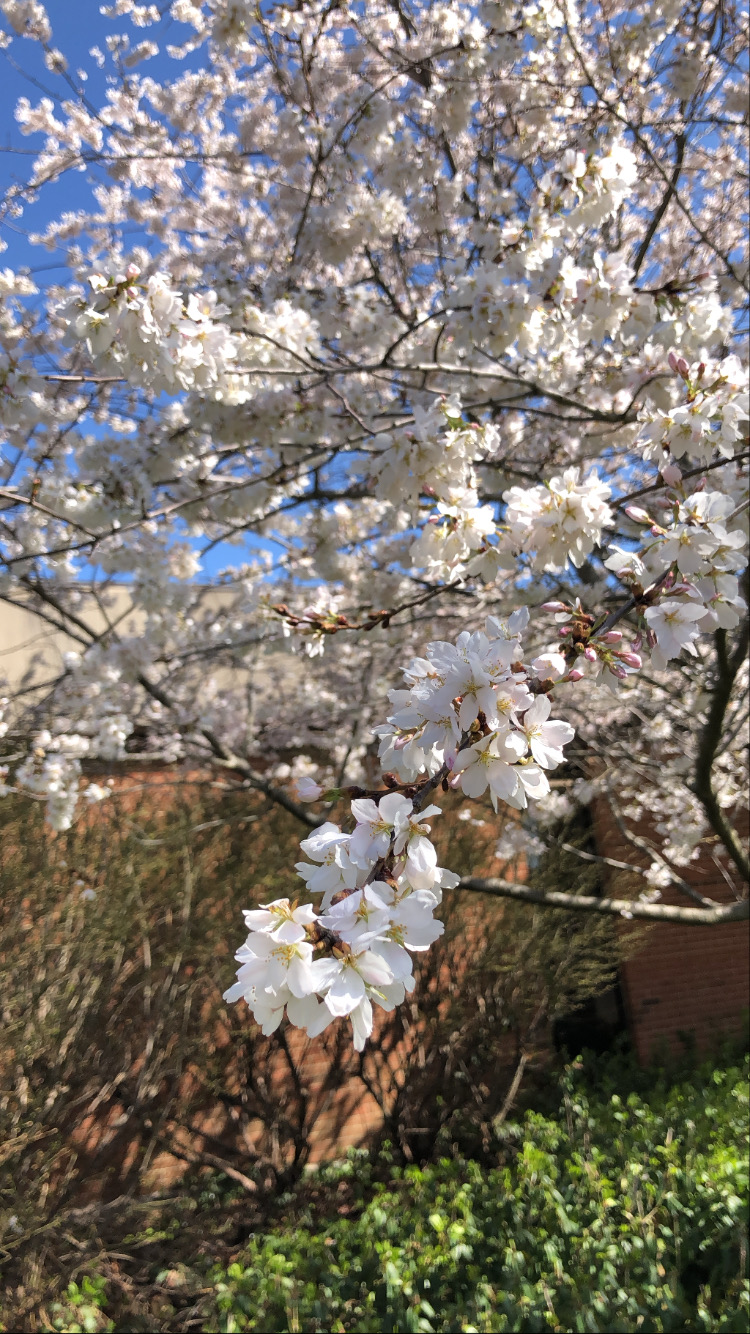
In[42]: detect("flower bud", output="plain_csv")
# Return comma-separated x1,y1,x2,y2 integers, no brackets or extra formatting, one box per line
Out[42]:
541,601,568,612
618,651,642,669
609,663,628,679
601,630,622,644
632,632,643,650
125,263,141,279
568,668,584,681
584,646,598,662
557,624,572,637
294,777,324,802
661,461,682,486
624,506,651,524
668,351,689,378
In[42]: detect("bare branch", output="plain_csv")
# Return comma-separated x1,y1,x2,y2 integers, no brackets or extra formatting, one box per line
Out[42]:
693,623,750,882
454,877,749,924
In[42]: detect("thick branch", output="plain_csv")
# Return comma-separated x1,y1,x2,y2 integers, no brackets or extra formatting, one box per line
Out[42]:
454,877,748,924
692,624,750,882
632,133,685,278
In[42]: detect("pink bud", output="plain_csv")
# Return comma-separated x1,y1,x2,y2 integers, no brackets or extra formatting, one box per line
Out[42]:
696,362,705,381
625,506,651,524
558,625,572,637
668,351,689,378
610,663,628,679
125,263,140,279
584,646,598,662
661,462,682,486
541,601,568,613
568,668,584,682
618,651,642,669
670,582,692,595
601,630,622,644
632,632,643,650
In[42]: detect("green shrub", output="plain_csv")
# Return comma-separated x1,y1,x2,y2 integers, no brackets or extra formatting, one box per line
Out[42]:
188,1056,749,1333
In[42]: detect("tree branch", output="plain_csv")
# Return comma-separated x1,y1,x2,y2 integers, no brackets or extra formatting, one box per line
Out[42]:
692,623,750,882
453,877,748,924
134,674,319,829
632,133,685,278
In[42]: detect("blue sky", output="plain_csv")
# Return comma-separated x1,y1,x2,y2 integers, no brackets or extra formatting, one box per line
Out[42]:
0,5,262,580
0,2,197,271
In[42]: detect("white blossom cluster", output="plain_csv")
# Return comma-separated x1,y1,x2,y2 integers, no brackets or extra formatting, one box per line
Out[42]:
410,489,498,580
501,469,614,572
641,488,746,668
375,610,575,811
372,398,478,507
225,614,577,1048
0,0,51,43
605,367,749,668
12,729,111,831
223,793,452,1050
60,268,238,395
369,398,503,580
640,356,749,466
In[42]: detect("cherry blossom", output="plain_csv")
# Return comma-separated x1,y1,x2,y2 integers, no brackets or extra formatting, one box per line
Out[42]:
521,696,576,770
644,601,708,668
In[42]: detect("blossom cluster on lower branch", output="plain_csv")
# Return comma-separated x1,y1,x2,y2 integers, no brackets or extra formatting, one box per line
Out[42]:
224,612,579,1049
222,793,453,1050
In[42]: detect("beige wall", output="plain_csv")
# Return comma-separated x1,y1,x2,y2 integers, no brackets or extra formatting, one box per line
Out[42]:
1,589,141,698
0,587,247,701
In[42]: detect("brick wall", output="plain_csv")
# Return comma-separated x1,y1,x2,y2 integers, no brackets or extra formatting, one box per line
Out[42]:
592,802,749,1061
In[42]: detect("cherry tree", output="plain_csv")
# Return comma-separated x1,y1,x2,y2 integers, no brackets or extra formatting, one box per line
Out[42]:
0,0,747,1051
